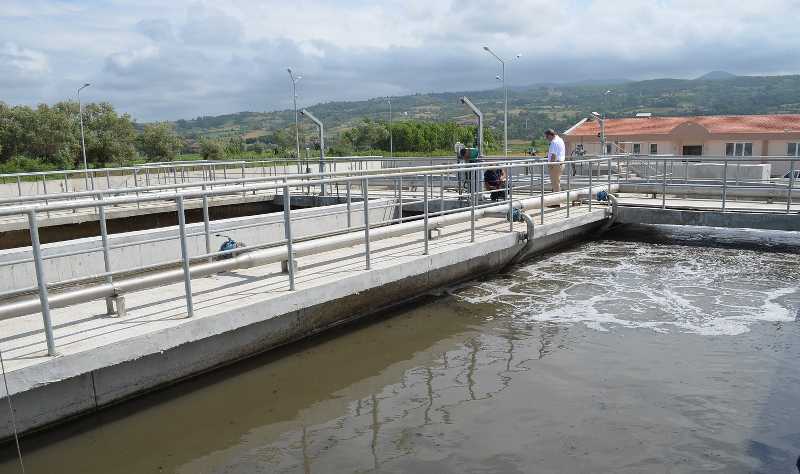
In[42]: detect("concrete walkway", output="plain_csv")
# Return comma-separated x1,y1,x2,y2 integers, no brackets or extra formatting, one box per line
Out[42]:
0,203,608,439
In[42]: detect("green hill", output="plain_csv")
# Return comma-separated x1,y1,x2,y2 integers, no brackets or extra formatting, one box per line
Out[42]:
171,74,800,145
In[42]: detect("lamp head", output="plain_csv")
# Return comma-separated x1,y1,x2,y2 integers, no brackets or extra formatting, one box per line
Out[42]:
483,46,490,52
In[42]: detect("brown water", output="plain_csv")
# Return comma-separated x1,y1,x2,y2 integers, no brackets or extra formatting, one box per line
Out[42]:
1,225,799,473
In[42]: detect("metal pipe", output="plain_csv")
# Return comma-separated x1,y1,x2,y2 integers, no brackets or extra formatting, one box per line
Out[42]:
540,165,545,224
77,83,91,190
589,161,593,211
283,183,296,291
423,174,429,255
787,160,795,214
399,175,404,223
470,169,476,242
363,177,371,269
176,196,194,317
566,162,571,218
202,185,212,263
662,159,667,209
300,109,326,196
722,160,729,211
28,211,57,355
508,164,513,232
460,97,484,156
346,180,352,228
97,196,115,316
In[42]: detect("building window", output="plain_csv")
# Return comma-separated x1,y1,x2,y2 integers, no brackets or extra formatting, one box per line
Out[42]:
649,143,658,155
789,143,799,156
725,142,753,157
632,143,641,154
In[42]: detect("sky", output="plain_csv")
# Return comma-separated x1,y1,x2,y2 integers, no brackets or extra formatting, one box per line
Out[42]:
2,0,799,122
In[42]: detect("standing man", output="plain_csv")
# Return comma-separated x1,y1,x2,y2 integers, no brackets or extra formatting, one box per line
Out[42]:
545,129,565,202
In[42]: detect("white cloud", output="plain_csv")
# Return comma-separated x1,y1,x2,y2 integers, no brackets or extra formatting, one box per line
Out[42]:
1,0,799,120
0,42,49,83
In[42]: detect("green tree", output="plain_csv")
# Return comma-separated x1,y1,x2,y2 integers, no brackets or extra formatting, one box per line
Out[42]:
199,139,225,161
224,136,244,155
82,102,137,167
138,122,183,161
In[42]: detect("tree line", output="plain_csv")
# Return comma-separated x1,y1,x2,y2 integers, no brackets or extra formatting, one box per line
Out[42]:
0,101,183,172
0,100,499,172
338,119,497,154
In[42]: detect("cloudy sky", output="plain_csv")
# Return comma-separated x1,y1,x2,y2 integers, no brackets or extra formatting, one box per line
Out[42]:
2,0,799,121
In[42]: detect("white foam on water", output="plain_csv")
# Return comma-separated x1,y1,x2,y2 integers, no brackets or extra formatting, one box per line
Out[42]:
453,238,800,337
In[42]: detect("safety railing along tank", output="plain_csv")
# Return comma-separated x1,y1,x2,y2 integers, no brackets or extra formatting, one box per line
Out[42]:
0,157,618,356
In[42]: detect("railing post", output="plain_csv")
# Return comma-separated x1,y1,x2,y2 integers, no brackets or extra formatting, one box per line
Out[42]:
722,159,729,211
787,160,796,214
662,159,667,209
175,196,194,318
42,176,50,217
283,182,296,291
346,180,352,228
241,163,246,198
540,164,545,224
363,177,371,269
607,157,612,191
202,184,212,263
132,169,141,208
440,172,445,215
507,164,513,232
423,174,430,255
566,161,571,218
16,176,22,197
470,168,476,242
530,164,534,198
28,211,57,356
98,196,116,316
399,175,404,223
589,160,593,212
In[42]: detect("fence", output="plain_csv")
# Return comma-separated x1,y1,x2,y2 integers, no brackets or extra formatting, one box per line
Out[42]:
0,157,618,356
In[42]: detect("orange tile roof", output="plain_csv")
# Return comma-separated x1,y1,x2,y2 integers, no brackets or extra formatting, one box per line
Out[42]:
566,114,800,137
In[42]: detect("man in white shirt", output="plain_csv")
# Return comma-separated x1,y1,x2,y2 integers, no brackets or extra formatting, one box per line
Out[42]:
545,129,565,198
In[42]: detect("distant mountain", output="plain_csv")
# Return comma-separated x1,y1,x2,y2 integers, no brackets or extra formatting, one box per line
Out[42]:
696,70,738,81
170,74,800,144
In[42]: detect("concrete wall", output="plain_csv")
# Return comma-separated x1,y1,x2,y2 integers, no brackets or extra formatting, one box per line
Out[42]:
0,199,396,293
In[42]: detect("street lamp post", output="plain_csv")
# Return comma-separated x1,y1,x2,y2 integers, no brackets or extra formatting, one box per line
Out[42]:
287,68,302,159
77,83,91,189
483,47,521,157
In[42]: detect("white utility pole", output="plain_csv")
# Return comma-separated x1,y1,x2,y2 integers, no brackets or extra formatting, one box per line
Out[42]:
287,68,302,159
77,83,91,189
483,47,521,157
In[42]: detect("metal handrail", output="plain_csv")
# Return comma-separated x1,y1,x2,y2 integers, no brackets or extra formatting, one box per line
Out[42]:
0,157,618,356
6,153,798,356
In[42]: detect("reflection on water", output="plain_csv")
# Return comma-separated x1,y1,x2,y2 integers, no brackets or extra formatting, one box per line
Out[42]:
0,225,798,474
